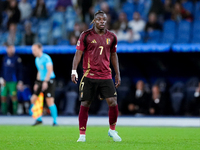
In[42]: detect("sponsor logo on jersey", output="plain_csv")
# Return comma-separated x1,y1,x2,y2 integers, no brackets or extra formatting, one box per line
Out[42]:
91,39,97,43
80,127,85,130
77,40,80,46
111,122,116,125
106,38,110,45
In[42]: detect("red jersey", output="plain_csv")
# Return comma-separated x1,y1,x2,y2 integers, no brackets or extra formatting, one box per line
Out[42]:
76,28,117,79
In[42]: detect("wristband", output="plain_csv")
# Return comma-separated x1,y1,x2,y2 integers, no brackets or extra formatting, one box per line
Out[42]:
71,70,78,78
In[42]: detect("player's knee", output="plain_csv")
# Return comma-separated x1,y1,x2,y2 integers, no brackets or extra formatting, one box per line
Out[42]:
46,98,54,106
107,97,117,106
81,101,91,107
11,96,17,101
1,97,7,102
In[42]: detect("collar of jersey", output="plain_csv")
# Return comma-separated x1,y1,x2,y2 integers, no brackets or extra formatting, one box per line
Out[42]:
92,27,108,35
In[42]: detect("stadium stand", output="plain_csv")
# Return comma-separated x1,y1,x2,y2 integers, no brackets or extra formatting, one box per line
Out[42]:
1,0,200,116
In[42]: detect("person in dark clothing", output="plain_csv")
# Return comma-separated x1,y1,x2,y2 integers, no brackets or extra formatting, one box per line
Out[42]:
193,82,200,116
17,81,31,115
6,0,21,28
23,21,35,45
149,0,164,16
149,85,167,116
101,1,118,25
0,44,23,115
163,0,173,20
78,0,93,23
32,0,48,19
127,80,150,116
171,2,193,22
145,12,162,32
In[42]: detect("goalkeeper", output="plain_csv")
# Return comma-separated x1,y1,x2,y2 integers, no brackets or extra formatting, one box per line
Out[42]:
29,43,58,126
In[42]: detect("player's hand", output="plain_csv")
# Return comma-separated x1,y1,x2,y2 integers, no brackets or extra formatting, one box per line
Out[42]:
42,81,48,91
33,84,38,92
71,70,78,84
115,74,121,88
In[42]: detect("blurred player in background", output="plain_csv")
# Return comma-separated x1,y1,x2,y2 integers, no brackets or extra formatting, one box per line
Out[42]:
30,43,58,126
71,10,121,142
0,44,23,115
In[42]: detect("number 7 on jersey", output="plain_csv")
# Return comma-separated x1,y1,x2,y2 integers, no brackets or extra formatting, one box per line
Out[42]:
99,46,103,55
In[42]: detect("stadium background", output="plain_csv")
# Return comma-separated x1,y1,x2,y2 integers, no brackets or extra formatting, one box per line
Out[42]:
0,0,200,117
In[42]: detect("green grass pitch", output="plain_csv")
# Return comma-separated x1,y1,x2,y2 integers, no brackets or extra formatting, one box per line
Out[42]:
0,126,200,150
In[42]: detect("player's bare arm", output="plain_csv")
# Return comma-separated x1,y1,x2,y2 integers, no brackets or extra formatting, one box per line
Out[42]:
71,50,83,84
111,52,121,88
34,72,40,91
36,72,40,80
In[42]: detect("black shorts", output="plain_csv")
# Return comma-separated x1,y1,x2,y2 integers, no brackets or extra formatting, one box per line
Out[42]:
34,79,55,98
79,77,117,101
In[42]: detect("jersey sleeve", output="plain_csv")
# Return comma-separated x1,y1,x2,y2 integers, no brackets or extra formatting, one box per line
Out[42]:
110,34,118,53
45,55,53,66
76,32,86,51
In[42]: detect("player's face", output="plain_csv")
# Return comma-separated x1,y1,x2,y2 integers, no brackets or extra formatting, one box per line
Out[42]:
32,45,40,57
94,13,107,30
6,46,15,56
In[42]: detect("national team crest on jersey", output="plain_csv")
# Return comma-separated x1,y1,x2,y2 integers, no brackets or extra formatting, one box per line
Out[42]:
106,38,110,45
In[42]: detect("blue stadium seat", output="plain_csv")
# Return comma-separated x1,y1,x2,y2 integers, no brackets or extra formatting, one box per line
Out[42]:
191,21,200,43
106,0,115,8
65,6,77,32
37,20,51,45
46,0,58,15
161,20,176,44
146,30,161,43
191,32,200,44
52,12,65,27
0,32,6,45
161,32,175,44
122,2,135,21
192,21,200,34
52,12,65,39
182,2,193,14
136,3,146,19
30,17,39,33
194,2,200,20
175,20,191,43
163,20,176,32
57,39,69,45
28,0,36,8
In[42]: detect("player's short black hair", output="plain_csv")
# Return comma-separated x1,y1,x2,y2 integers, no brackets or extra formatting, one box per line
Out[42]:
94,10,106,17
33,43,43,49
